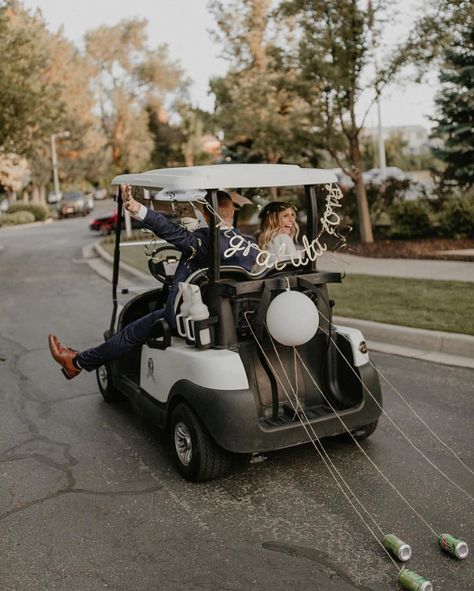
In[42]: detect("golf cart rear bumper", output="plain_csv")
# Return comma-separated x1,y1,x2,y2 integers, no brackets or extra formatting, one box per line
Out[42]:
169,364,382,454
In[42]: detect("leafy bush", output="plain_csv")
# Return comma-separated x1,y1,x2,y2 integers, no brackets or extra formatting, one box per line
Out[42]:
7,202,49,221
342,177,419,238
438,195,474,239
0,210,36,226
388,199,433,239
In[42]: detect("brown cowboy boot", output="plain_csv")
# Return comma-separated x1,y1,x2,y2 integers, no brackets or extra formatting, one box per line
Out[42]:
48,334,81,380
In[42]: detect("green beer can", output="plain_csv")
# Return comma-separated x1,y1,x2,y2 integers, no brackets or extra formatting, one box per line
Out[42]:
398,568,433,591
382,533,412,561
438,533,469,559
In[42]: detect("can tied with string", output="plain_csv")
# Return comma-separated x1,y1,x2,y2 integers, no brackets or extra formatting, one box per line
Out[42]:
382,533,412,561
438,533,469,559
398,568,433,591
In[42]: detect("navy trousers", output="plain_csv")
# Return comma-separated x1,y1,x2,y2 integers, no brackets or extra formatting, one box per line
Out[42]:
76,309,163,372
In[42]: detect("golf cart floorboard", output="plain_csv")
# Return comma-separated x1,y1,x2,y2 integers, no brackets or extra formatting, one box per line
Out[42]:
261,403,334,427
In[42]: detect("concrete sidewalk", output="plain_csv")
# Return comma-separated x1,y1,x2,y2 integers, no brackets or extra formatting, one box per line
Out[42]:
85,241,474,369
318,251,474,282
318,251,474,367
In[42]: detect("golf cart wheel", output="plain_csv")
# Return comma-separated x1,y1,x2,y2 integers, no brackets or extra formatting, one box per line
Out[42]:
96,364,124,403
351,420,378,441
170,402,231,482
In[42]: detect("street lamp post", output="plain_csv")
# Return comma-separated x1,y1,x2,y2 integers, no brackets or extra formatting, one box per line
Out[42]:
368,1,386,181
50,131,70,200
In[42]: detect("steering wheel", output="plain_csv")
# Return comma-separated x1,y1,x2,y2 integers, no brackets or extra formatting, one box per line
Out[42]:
147,243,182,284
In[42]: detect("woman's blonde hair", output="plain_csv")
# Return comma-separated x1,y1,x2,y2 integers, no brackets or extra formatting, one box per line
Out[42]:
256,202,299,250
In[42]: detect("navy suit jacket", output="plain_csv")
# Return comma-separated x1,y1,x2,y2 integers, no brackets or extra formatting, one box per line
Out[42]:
140,209,257,327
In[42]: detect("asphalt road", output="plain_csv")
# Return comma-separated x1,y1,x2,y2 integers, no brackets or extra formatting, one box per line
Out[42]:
0,206,473,591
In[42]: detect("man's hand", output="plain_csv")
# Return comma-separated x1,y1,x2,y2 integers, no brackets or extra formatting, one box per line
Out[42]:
122,184,140,216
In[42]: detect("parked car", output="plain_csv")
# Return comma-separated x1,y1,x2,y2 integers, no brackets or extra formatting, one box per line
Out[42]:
95,164,383,482
89,210,142,234
86,193,94,212
58,191,90,218
93,188,108,200
331,168,354,190
363,167,407,185
47,191,62,204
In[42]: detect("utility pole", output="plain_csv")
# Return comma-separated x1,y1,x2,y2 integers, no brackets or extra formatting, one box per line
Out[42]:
368,1,386,180
375,47,387,180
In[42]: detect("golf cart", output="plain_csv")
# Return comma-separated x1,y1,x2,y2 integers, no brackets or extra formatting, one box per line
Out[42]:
97,164,382,482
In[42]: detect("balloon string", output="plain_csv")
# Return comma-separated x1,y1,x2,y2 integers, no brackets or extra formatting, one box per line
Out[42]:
366,358,474,477
317,311,474,503
259,313,439,537
244,311,402,572
289,343,439,537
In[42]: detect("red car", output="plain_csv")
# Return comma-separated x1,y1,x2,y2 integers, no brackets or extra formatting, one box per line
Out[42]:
89,211,142,235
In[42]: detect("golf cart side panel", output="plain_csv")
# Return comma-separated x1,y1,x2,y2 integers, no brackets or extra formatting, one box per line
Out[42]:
168,365,382,454
139,342,250,403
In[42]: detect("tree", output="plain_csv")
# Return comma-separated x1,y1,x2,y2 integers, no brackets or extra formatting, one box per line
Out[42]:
279,0,399,242
26,24,107,200
147,106,185,169
0,153,30,200
430,24,474,189
0,1,64,157
209,0,322,166
399,0,471,71
84,19,185,175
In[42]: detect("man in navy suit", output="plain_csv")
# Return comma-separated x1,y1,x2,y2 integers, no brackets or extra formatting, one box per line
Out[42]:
48,185,257,379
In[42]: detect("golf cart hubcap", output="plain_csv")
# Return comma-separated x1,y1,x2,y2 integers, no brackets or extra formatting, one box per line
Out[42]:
97,366,108,389
175,422,192,465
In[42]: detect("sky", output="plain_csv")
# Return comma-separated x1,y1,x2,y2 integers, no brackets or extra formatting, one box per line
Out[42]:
21,0,438,130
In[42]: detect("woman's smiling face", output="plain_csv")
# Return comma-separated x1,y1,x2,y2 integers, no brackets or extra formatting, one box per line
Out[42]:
278,207,296,235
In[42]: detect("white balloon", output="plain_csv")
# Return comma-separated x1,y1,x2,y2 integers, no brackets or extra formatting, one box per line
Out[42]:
266,290,319,346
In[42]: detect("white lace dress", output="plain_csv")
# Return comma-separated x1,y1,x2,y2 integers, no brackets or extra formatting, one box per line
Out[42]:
253,233,298,272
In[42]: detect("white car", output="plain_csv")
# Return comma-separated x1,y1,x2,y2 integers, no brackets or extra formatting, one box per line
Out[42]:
363,167,407,184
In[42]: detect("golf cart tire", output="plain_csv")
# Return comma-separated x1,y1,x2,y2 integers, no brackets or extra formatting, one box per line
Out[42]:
96,364,124,403
170,402,231,482
351,420,378,441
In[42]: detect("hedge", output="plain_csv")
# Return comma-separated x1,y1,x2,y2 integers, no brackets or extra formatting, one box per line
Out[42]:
0,210,36,226
7,202,50,221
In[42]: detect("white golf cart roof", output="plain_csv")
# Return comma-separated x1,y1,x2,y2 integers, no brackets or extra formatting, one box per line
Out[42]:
112,164,337,198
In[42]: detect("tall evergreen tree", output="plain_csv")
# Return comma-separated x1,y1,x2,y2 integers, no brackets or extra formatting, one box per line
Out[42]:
431,24,474,189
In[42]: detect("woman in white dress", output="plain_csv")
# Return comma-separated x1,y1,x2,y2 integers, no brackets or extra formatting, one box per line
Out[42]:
253,201,299,270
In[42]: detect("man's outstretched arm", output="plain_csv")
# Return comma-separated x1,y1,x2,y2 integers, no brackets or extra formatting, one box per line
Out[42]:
121,184,202,255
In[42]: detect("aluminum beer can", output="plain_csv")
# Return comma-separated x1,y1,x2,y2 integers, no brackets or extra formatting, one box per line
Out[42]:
438,533,469,559
383,533,412,561
398,568,433,591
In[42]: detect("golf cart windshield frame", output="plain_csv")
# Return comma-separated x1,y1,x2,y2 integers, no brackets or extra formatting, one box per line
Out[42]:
109,164,338,333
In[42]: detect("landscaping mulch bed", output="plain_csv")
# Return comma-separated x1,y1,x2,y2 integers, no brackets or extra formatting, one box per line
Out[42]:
346,239,474,261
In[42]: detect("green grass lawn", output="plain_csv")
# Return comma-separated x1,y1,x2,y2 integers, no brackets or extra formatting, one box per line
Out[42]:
102,239,473,335
102,240,150,274
329,274,474,335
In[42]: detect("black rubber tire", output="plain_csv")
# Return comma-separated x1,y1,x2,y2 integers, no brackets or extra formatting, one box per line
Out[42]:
96,364,124,403
351,420,378,441
170,402,231,482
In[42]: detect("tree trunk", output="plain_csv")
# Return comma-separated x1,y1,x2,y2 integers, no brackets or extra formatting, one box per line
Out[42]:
31,185,40,203
354,176,373,243
351,141,374,243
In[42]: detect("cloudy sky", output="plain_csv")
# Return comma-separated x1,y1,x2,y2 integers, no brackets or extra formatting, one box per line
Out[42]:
21,0,437,129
